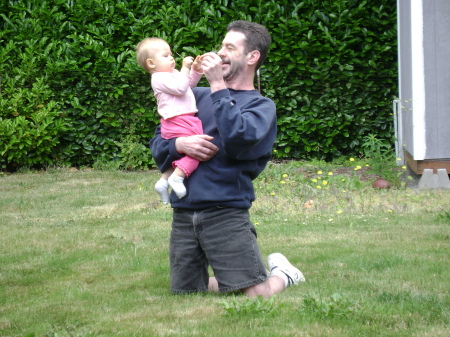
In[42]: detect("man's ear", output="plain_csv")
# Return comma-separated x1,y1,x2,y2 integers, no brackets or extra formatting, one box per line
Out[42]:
246,50,260,66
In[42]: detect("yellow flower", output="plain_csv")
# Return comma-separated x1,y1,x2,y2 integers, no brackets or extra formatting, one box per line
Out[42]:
280,180,286,184
322,181,328,186
354,165,361,171
388,210,393,213
316,185,322,189
365,164,370,167
317,171,323,175
273,149,277,153
402,166,407,170
270,192,275,196
342,190,347,193
341,178,346,182
397,158,402,161
349,158,355,162
282,174,288,178
337,210,343,214
255,222,260,226
328,172,333,176
311,178,317,183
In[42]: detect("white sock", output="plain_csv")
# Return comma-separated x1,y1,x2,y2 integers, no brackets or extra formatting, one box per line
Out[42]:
270,268,289,288
155,178,169,204
168,173,186,199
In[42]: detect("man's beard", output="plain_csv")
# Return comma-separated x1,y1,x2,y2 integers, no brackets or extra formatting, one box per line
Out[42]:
222,57,245,82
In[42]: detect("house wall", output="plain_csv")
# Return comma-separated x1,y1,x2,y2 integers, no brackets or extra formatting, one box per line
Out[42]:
398,0,450,162
423,0,450,159
398,0,414,159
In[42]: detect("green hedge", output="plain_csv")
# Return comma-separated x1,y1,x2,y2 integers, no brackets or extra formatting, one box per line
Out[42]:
0,0,397,170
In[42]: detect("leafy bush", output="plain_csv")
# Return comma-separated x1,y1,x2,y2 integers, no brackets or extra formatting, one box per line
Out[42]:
263,0,397,160
0,76,67,169
0,0,397,170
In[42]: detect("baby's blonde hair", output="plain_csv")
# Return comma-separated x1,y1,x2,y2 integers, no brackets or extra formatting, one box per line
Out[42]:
136,37,165,73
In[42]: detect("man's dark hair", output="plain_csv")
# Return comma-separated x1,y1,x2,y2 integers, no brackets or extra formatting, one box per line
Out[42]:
227,20,271,70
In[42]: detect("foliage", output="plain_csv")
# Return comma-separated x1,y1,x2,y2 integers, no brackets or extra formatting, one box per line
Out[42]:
114,132,154,170
0,0,398,169
0,76,68,169
266,0,397,160
299,292,357,318
220,296,279,317
361,133,404,185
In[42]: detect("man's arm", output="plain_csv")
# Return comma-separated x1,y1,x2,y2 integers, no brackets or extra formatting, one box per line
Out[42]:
200,52,276,160
149,125,182,173
175,135,218,161
149,126,218,172
211,92,277,160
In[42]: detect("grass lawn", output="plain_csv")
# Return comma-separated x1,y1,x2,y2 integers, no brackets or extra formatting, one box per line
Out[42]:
1,162,449,336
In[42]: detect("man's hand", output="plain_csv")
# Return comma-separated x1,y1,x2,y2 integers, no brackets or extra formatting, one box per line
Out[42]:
175,135,218,161
201,52,227,92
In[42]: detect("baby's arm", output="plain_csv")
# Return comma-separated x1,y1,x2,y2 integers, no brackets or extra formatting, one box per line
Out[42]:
189,55,204,87
180,56,194,76
192,55,204,73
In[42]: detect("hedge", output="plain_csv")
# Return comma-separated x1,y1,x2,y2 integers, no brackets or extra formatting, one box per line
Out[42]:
0,0,397,170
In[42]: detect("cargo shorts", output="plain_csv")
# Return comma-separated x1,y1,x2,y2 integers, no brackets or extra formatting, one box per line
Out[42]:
169,206,268,294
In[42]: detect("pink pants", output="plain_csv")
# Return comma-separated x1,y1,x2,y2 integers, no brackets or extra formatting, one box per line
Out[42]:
160,114,203,177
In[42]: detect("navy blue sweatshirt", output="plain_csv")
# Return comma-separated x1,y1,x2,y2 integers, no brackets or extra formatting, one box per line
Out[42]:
149,87,277,209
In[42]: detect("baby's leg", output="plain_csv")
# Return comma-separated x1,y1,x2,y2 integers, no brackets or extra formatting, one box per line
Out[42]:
155,169,173,204
168,167,187,199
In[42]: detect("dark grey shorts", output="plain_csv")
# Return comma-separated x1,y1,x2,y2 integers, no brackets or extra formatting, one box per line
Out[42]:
169,207,268,294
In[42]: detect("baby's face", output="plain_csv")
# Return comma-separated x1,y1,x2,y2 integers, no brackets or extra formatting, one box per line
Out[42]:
149,41,175,72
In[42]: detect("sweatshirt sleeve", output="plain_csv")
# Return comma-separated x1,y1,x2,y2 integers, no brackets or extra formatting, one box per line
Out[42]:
211,89,277,160
149,125,184,173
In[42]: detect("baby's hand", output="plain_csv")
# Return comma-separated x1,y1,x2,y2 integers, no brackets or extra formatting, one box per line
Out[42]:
192,55,204,73
182,56,194,69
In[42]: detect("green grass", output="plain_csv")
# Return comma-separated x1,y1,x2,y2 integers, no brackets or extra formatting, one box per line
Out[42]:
1,162,449,336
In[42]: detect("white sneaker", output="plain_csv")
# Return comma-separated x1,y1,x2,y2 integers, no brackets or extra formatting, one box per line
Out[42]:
267,253,305,286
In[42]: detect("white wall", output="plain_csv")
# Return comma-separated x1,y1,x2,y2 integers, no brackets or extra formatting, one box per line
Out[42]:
398,0,450,161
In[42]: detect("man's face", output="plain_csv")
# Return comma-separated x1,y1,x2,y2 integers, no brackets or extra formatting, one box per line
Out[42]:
218,31,248,81
148,41,175,73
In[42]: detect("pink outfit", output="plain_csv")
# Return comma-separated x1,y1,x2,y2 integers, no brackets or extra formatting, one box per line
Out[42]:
151,69,203,177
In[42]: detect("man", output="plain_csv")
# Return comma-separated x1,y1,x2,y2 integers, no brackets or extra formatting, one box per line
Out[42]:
150,20,305,297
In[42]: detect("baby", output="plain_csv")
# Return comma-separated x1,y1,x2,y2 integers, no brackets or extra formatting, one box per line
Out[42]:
136,37,203,204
